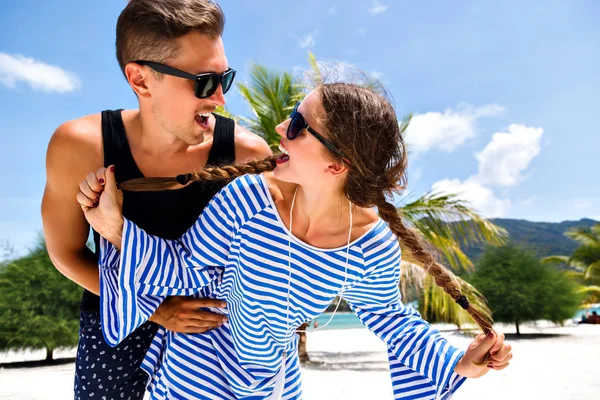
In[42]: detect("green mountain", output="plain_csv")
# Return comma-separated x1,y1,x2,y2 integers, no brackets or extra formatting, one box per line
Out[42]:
462,218,598,262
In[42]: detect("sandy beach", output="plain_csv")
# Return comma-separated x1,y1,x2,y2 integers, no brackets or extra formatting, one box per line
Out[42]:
1,321,598,399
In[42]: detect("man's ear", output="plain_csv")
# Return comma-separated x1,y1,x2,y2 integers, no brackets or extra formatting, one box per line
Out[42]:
125,62,151,99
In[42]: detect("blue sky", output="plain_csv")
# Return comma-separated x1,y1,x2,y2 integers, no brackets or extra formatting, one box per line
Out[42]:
0,0,599,256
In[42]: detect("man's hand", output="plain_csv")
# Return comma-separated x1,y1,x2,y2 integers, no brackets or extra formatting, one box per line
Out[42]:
150,296,229,334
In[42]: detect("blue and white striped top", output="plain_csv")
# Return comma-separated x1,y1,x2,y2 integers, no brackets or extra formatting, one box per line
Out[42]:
99,174,467,399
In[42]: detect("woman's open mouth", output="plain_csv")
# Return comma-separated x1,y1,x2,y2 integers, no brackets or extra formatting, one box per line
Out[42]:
276,143,290,164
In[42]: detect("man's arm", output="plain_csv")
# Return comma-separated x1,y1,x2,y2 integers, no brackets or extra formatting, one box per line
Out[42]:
233,123,273,162
42,115,104,294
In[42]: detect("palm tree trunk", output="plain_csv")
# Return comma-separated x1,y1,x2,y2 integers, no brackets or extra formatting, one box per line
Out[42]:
515,321,520,335
297,322,310,363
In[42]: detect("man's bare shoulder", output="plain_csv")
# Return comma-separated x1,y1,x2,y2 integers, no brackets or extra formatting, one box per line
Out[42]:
47,113,103,172
233,123,272,163
50,113,102,150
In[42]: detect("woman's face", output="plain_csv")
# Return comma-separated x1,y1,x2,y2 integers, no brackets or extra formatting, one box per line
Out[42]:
273,89,342,186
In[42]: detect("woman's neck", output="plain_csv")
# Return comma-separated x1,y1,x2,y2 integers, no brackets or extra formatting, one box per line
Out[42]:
266,173,379,247
292,184,350,236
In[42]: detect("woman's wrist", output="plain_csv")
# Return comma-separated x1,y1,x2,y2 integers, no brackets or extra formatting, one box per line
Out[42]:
454,354,486,378
105,216,124,250
454,356,477,378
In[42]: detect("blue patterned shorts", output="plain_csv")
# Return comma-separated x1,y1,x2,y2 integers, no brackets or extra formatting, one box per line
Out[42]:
74,310,158,400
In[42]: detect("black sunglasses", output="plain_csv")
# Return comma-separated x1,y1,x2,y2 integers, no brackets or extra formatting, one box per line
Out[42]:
287,102,351,164
134,60,236,99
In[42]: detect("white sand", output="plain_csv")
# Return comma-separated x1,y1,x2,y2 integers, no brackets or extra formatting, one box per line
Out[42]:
302,322,600,399
1,322,599,399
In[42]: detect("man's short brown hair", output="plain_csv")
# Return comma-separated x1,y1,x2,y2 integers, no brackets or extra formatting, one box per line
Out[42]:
116,0,225,77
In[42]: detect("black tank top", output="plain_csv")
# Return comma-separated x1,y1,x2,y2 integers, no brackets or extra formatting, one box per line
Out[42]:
81,110,236,311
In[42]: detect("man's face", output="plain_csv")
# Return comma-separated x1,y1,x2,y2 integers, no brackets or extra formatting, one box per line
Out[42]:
149,31,230,145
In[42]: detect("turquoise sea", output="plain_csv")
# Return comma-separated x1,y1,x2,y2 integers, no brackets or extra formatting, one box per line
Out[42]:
306,312,363,331
308,305,600,330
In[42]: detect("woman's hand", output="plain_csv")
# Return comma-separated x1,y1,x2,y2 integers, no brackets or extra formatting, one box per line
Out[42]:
76,165,124,248
454,331,512,378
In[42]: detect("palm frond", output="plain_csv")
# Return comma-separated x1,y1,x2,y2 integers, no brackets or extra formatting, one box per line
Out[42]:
541,255,571,265
214,105,239,122
543,223,600,303
563,269,586,280
400,191,507,271
579,285,600,295
306,52,323,88
237,64,305,148
584,260,600,280
565,225,600,246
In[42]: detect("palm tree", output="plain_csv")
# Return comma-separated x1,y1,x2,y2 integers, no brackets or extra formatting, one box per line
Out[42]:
236,64,305,149
229,56,507,361
542,223,600,303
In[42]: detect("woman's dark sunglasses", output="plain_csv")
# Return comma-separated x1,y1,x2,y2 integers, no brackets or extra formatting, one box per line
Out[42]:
134,60,236,99
287,102,350,164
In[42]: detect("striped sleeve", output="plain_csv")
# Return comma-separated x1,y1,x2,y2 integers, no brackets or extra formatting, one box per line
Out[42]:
342,231,467,400
97,182,241,347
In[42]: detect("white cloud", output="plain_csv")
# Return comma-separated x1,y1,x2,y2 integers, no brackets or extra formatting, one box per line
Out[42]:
475,124,543,187
469,103,506,118
369,0,389,15
428,121,544,218
298,30,318,49
433,178,512,218
0,52,81,93
329,5,338,15
405,103,504,154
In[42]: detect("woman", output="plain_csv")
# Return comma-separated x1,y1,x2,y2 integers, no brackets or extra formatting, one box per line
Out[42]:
79,83,512,399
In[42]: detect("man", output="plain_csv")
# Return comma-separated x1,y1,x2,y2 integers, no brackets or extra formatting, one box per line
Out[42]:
41,1,271,398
